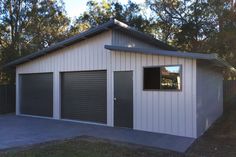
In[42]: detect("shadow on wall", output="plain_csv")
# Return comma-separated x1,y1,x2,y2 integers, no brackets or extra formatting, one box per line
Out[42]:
197,75,223,137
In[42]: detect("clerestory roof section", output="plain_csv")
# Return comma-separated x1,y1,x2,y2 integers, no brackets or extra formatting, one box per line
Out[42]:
104,45,235,71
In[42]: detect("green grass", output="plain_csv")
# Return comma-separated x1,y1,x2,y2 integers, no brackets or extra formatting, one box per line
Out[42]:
0,137,182,157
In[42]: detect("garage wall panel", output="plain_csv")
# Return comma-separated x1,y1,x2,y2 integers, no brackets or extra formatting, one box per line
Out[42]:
16,31,113,125
196,60,223,137
16,31,112,73
112,30,161,49
110,51,197,138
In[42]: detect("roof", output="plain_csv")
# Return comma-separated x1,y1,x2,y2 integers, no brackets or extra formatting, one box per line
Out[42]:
2,19,234,71
3,19,176,68
104,45,235,71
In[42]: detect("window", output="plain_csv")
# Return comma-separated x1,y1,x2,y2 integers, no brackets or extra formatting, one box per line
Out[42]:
143,65,181,90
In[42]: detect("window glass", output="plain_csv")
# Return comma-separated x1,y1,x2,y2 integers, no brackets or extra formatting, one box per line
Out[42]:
161,66,181,90
143,65,181,90
143,67,160,89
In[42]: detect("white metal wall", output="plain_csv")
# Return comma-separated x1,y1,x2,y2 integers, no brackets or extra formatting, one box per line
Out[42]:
196,60,223,137
112,30,160,49
110,51,197,138
16,30,197,138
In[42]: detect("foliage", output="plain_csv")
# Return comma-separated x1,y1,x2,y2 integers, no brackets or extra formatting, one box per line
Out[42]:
0,0,70,84
70,0,153,34
147,0,218,51
207,0,236,63
147,0,236,78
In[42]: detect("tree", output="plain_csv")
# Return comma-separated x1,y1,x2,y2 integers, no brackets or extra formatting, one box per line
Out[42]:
0,0,70,84
206,0,236,78
147,0,218,52
70,0,153,35
147,0,236,78
207,0,236,59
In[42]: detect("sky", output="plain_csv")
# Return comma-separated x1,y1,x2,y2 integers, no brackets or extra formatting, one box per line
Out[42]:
63,0,146,18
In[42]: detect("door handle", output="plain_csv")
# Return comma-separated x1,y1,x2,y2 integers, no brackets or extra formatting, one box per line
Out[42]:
114,98,117,101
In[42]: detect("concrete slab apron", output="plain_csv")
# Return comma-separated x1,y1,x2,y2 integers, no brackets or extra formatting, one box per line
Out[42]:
0,115,195,152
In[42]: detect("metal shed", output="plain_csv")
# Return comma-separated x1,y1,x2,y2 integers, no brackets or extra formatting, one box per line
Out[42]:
4,19,234,138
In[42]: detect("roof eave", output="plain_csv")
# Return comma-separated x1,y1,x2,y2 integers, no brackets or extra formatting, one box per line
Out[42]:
104,45,216,59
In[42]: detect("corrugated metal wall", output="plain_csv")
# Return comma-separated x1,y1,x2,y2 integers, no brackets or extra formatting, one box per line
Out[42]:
196,60,223,137
17,32,111,72
110,51,197,138
112,29,161,49
16,29,197,138
16,30,113,124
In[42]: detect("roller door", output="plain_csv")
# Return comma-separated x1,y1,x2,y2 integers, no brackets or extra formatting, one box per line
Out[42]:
61,71,107,123
20,73,53,117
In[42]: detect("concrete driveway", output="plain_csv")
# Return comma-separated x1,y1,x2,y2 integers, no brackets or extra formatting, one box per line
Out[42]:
0,114,195,152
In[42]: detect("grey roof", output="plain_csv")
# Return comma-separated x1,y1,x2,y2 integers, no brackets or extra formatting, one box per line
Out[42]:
104,45,235,70
3,19,176,68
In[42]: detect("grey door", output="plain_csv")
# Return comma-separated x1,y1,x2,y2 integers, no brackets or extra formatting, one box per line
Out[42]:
20,73,53,117
61,71,107,123
114,71,133,128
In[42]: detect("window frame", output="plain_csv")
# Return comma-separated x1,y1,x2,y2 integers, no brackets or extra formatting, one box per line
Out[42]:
143,64,182,91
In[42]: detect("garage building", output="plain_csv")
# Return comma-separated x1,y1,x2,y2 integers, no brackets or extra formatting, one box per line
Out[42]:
5,19,234,138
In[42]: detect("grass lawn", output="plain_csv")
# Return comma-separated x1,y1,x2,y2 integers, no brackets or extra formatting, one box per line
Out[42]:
0,137,182,157
0,103,236,157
